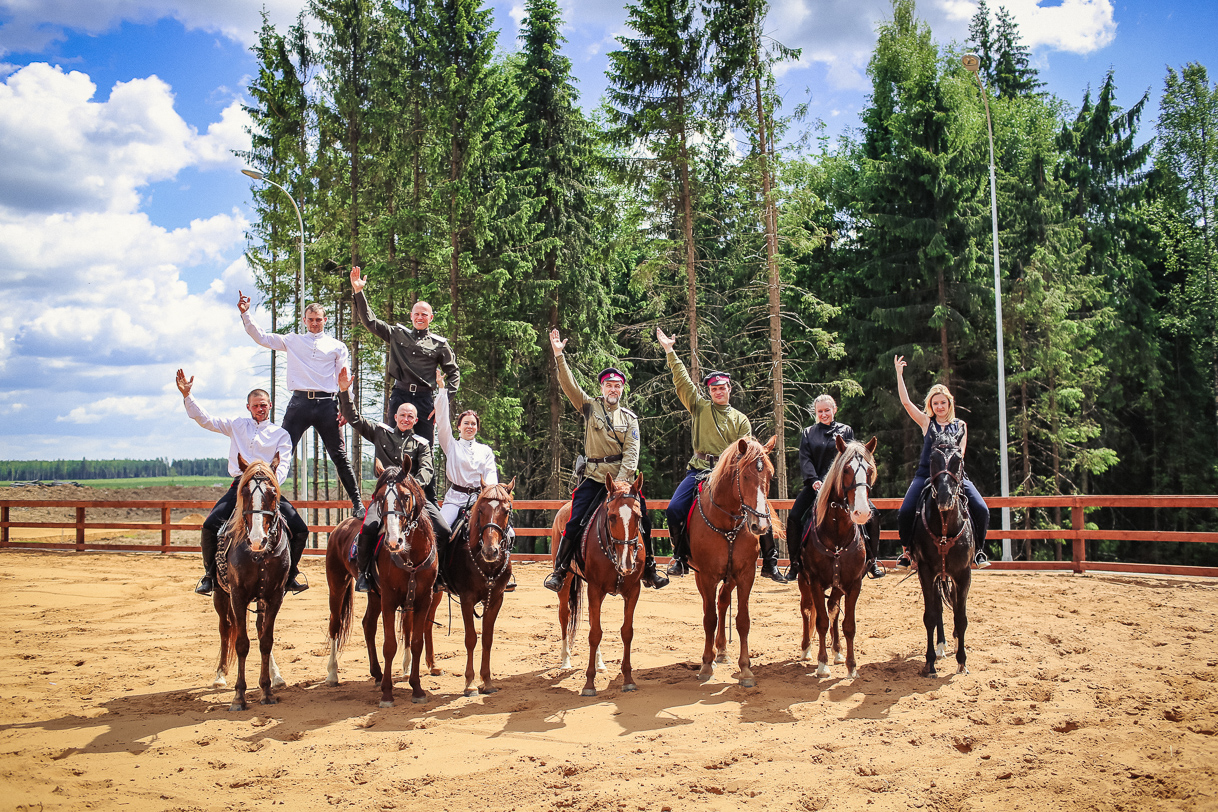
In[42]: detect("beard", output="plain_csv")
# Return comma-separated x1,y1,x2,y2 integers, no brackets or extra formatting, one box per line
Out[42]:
604,392,620,406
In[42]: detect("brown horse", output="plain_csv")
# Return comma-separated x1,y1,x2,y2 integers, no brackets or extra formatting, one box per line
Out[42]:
323,459,442,691
212,454,290,711
912,435,974,678
553,474,646,697
437,477,516,697
797,436,878,679
687,437,781,687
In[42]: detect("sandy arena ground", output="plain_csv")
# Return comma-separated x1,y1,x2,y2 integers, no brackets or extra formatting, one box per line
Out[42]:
1,549,1216,812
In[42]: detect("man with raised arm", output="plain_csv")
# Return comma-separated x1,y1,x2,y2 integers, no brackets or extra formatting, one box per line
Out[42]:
656,327,787,583
349,266,460,445
176,369,311,595
238,292,363,518
542,329,668,592
336,369,452,593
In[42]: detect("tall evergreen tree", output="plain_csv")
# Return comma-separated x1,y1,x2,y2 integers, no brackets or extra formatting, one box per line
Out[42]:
992,6,1042,99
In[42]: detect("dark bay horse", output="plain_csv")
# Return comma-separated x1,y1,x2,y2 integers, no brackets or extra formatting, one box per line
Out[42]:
324,459,442,691
553,474,646,697
688,436,781,687
212,454,290,711
912,435,974,677
797,436,878,679
438,477,516,697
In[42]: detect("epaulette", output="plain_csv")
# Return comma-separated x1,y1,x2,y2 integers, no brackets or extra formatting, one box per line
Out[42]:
377,422,393,432
412,435,431,447
620,406,638,419
432,334,449,344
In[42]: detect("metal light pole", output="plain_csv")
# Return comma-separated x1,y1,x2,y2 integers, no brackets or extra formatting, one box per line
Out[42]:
962,54,1012,561
242,169,307,502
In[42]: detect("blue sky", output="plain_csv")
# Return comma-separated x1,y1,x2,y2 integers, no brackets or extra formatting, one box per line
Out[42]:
0,0,1214,463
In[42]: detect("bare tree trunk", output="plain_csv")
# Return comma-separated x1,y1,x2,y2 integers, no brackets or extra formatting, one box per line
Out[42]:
547,256,563,499
754,72,785,501
677,82,699,383
937,264,951,386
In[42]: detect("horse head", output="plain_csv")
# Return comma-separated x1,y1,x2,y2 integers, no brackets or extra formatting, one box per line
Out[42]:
929,435,965,516
736,436,776,536
830,435,879,526
601,472,644,574
235,453,281,552
374,455,420,555
471,477,514,565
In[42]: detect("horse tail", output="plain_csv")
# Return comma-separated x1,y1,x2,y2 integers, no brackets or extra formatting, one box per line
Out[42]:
937,576,956,616
335,570,355,652
565,574,584,644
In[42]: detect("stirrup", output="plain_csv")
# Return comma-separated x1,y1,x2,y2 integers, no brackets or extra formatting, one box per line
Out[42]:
355,572,371,593
286,572,309,594
866,559,885,579
504,574,517,592
641,561,669,589
543,569,567,592
761,563,788,584
896,552,912,571
195,575,215,595
974,551,991,569
666,558,688,577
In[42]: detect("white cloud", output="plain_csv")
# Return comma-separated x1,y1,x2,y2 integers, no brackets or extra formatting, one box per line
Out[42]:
992,0,1117,54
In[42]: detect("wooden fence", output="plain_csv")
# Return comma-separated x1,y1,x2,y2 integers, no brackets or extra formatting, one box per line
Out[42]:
2,495,1217,578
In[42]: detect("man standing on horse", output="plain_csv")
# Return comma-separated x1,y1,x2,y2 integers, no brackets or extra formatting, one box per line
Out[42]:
542,329,668,592
349,266,460,446
656,328,787,583
336,369,452,593
238,292,364,518
176,370,311,595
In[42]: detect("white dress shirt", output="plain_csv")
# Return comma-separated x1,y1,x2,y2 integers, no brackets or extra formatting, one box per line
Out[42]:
243,313,350,393
184,395,293,484
434,388,497,523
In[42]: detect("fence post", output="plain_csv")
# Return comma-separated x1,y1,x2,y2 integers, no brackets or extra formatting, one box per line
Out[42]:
76,506,85,552
1,505,8,547
1071,504,1085,574
162,506,172,553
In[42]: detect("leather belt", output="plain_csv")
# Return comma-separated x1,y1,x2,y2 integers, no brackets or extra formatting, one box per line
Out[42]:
695,451,719,464
586,454,624,464
295,390,337,400
393,382,429,394
450,482,480,495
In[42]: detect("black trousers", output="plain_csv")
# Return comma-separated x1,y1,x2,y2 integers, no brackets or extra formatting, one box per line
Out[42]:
202,480,309,573
356,499,451,574
388,384,435,444
555,477,654,570
280,392,361,504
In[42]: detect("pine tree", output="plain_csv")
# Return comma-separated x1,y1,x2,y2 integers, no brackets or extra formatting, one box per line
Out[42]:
966,0,995,84
992,6,1042,99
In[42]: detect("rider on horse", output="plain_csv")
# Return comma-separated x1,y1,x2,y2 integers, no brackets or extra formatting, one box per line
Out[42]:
894,356,990,570
543,329,668,592
657,328,786,584
338,369,452,594
176,369,311,595
786,394,884,581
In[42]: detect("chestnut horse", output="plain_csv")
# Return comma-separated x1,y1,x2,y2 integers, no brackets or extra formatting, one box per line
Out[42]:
797,436,878,679
687,437,781,687
553,474,646,697
323,458,442,691
438,478,516,697
912,435,974,678
212,454,289,711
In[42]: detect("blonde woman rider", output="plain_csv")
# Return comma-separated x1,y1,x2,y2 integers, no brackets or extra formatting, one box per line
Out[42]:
894,356,990,569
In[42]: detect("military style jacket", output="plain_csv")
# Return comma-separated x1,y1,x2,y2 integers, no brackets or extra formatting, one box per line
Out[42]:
353,291,460,394
667,351,752,472
338,391,434,490
798,421,855,485
555,354,639,482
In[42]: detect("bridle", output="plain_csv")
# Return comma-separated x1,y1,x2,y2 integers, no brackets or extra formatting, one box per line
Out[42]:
593,488,643,593
465,483,514,597
810,450,874,592
240,471,283,554
919,441,971,577
696,445,771,583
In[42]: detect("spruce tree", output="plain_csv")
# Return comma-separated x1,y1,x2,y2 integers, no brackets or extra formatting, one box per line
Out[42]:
992,6,1042,99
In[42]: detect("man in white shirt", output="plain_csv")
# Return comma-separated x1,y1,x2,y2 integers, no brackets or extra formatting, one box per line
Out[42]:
177,370,311,595
239,293,364,517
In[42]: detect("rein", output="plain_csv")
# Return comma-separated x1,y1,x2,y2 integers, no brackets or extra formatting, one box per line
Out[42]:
696,450,766,584
810,455,871,593
464,484,514,609
918,445,972,581
379,482,435,604
591,491,642,595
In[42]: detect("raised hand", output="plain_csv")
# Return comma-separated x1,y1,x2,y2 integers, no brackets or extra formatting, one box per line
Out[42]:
350,266,367,294
435,368,445,389
338,368,352,392
656,327,676,354
894,355,907,375
175,368,194,398
237,291,251,314
549,328,567,357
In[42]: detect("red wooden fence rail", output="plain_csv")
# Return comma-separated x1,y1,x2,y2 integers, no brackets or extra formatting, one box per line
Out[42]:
3,495,1217,578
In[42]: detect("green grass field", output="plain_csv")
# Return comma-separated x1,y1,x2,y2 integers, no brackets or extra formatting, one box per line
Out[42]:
0,475,231,489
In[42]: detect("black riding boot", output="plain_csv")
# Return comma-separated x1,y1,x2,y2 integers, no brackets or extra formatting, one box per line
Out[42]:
286,528,309,594
639,522,669,590
196,526,218,595
862,513,885,579
432,517,451,594
759,529,788,584
666,519,690,576
544,531,575,592
355,523,378,593
786,533,803,582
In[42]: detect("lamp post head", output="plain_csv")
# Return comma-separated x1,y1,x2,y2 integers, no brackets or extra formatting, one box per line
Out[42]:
241,169,265,180
962,53,981,74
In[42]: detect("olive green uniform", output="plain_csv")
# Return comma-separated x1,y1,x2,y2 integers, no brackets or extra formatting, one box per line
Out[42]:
667,351,752,466
556,354,640,482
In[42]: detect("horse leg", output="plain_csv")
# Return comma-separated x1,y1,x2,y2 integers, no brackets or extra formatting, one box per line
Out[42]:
734,577,755,688
582,585,606,697
843,584,861,679
696,572,718,681
935,614,947,659
326,567,352,687
379,598,399,707
620,584,640,692
813,583,832,678
460,595,480,697
828,589,845,664
213,590,231,689
230,596,251,711
408,598,428,705
714,580,732,664
362,594,383,683
478,592,504,695
954,571,972,675
425,590,443,676
257,600,281,705
797,575,815,661
919,570,941,678
557,574,573,669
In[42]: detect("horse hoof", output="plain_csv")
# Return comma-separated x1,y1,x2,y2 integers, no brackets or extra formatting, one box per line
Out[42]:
935,643,946,658
411,695,428,705
261,697,278,705
580,687,597,697
326,678,339,688
815,664,830,678
479,686,498,695
213,678,227,689
921,668,937,679
379,700,394,708
849,668,860,679
464,689,477,697
622,683,637,693
559,658,571,669
429,668,443,677
229,703,246,712
957,664,969,675
800,649,812,662
714,653,729,665
740,678,756,688
697,669,713,683
834,653,846,664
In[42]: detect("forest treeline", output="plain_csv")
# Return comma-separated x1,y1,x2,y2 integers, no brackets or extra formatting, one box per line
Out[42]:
239,0,1218,565
1,459,229,481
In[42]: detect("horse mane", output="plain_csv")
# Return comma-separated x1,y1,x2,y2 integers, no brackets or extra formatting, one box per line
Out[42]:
229,459,280,545
706,436,774,494
813,440,877,529
469,480,512,541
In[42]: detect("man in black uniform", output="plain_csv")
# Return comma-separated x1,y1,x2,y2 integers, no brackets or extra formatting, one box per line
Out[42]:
786,394,884,581
349,266,460,444
337,369,452,593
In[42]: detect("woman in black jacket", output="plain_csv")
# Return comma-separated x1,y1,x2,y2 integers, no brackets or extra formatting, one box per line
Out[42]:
786,395,884,581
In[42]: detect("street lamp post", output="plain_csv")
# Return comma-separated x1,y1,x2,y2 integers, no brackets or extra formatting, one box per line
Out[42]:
242,169,307,502
962,54,1013,562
